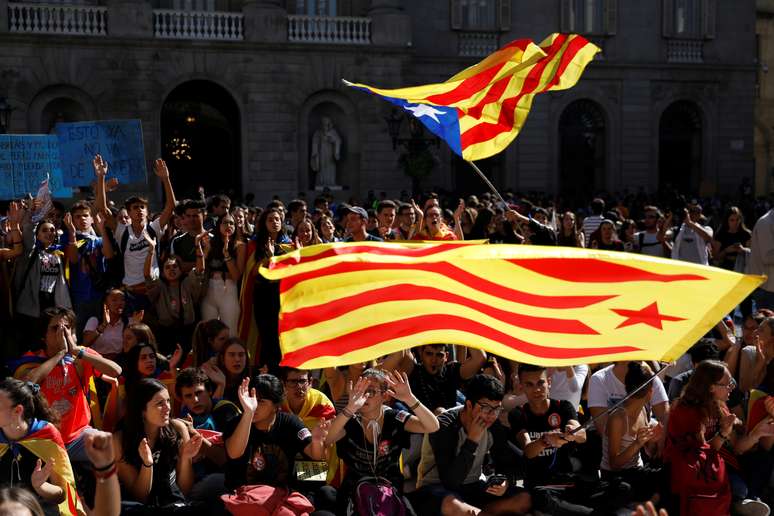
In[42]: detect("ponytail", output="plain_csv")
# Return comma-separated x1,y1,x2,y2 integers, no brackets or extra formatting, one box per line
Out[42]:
0,378,58,425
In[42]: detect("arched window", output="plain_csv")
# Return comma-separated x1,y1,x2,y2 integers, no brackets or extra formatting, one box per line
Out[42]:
559,99,606,201
659,100,702,194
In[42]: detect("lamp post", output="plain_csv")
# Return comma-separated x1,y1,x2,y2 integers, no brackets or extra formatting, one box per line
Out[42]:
0,97,12,134
384,108,439,195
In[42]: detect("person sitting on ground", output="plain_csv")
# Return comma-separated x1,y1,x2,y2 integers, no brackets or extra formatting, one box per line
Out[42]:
324,369,440,515
112,378,203,514
20,307,121,466
601,362,664,505
415,374,531,516
0,378,80,516
221,375,331,511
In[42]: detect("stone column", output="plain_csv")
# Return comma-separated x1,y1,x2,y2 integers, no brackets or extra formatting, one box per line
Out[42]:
243,0,287,43
107,0,153,38
368,0,411,47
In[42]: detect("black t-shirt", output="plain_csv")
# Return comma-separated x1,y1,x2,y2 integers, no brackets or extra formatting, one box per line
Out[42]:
170,232,199,264
508,399,577,487
336,407,412,495
715,229,752,270
222,411,312,490
409,361,463,411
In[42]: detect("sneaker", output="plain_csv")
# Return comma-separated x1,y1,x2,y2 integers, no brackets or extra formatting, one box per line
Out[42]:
733,499,770,516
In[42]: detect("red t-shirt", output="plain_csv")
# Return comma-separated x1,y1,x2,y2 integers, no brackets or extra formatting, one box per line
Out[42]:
29,349,99,444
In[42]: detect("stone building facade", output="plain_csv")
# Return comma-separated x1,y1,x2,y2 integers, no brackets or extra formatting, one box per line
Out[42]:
0,0,757,204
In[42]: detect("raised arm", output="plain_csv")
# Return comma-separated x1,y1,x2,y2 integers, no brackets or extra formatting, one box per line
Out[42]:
225,378,257,459
385,370,439,434
153,159,176,230
453,200,465,241
93,155,115,230
459,346,487,380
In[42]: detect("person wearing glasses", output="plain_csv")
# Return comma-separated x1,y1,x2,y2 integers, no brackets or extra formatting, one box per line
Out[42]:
278,368,336,431
324,368,439,515
414,374,531,516
672,202,714,266
665,360,774,515
633,206,673,258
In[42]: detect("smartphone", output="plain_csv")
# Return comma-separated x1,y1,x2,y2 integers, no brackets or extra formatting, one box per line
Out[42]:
485,474,508,488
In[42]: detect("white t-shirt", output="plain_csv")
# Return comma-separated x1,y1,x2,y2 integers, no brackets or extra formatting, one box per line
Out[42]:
588,364,668,413
583,215,604,243
673,223,713,265
114,219,163,286
549,365,589,409
84,317,124,356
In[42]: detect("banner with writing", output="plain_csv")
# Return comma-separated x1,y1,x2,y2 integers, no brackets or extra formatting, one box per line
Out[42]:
55,119,146,187
0,135,71,199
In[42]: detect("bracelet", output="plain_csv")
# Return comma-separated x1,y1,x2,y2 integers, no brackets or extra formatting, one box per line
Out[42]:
408,399,421,411
76,347,85,360
93,461,115,472
223,256,232,262
141,461,153,468
341,407,355,419
93,464,117,482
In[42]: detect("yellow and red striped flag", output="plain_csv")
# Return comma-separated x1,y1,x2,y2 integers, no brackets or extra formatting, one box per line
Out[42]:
344,33,599,161
261,242,764,369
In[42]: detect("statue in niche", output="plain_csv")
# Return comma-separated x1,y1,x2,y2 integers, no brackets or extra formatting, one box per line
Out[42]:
310,116,342,187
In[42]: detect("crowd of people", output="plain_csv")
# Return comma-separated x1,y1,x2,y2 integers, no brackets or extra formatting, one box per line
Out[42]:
1,153,774,515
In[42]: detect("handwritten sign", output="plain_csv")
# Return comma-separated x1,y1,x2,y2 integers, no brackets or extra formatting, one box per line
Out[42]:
0,135,71,198
55,119,146,187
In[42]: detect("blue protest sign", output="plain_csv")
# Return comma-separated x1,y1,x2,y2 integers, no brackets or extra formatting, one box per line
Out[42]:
0,135,71,199
55,119,146,187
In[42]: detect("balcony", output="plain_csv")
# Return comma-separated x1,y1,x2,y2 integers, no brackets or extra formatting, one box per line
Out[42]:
666,39,704,64
458,32,498,57
153,9,243,40
287,15,370,45
8,2,107,36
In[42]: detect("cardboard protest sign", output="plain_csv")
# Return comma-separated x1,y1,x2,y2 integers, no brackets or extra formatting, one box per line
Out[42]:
55,119,146,187
0,135,71,198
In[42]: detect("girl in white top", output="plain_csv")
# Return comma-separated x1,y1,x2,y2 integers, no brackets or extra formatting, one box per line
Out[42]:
547,365,589,409
602,362,663,503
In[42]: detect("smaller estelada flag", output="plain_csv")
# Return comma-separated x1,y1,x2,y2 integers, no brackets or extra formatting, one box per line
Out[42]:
261,242,764,370
344,33,600,162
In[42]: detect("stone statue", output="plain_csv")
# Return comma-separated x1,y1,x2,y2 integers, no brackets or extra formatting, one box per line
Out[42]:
310,116,342,187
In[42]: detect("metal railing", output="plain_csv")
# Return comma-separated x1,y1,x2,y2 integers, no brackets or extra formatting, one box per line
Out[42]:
154,9,243,40
288,14,370,45
8,2,107,36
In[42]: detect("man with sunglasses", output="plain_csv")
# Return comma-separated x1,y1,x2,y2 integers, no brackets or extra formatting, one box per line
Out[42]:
414,374,531,515
634,205,673,258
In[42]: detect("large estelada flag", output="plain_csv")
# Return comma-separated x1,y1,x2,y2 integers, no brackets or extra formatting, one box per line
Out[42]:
343,33,599,161
0,419,85,516
261,242,764,369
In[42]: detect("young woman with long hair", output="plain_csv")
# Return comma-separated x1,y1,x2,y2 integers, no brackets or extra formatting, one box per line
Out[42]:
200,213,246,337
292,217,322,247
190,319,230,368
0,378,78,516
666,360,774,515
712,206,752,271
557,211,584,248
112,378,202,513
216,338,251,404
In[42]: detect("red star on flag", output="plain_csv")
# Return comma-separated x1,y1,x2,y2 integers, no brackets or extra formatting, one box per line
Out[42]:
611,302,685,330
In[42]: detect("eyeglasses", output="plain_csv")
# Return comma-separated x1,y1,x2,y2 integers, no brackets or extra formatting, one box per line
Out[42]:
477,402,503,416
285,378,309,387
714,379,737,390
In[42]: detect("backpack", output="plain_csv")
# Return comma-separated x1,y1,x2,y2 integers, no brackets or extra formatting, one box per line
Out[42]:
120,223,157,256
351,477,407,516
220,485,314,516
113,223,158,284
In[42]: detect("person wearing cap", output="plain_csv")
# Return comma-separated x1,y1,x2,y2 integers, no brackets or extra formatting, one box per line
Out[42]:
343,206,383,242
672,202,713,265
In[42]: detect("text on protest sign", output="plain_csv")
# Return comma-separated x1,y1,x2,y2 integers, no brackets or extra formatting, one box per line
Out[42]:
0,135,71,199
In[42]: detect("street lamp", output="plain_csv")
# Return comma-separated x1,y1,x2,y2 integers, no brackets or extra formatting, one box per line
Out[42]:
384,108,440,195
0,97,12,134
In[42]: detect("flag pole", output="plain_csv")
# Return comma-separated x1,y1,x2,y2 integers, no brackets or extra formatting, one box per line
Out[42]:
570,364,672,434
467,160,510,207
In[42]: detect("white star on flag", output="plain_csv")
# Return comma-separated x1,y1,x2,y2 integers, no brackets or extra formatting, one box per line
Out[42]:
404,104,446,123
